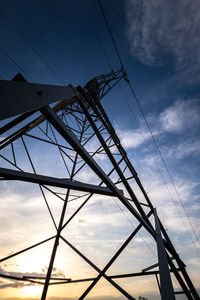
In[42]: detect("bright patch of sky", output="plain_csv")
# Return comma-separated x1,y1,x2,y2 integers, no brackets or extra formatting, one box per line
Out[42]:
0,0,199,299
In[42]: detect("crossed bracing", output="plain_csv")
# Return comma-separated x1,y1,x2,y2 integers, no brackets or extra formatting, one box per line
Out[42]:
0,71,199,299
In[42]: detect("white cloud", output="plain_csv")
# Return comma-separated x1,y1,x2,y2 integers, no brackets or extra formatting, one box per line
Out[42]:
165,139,200,159
165,215,200,233
117,128,158,149
126,0,200,84
134,236,153,244
118,129,148,148
138,154,199,202
115,98,200,155
159,99,200,132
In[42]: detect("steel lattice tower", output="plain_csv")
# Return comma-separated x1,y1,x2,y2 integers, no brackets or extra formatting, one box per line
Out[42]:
0,70,199,299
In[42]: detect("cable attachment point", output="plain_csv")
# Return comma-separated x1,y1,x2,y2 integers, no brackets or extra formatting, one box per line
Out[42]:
121,68,129,83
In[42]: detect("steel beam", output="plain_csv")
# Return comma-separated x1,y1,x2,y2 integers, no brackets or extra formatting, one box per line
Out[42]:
0,79,75,120
180,268,200,299
41,119,86,300
61,236,136,300
20,268,182,285
142,257,174,272
76,86,153,230
0,97,78,151
1,71,198,300
77,210,152,299
0,167,119,196
40,105,155,237
167,256,193,299
154,208,175,300
90,86,197,299
84,84,194,293
0,235,55,263
0,110,36,135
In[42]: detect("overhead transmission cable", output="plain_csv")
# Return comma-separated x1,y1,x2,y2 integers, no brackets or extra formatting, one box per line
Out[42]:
118,84,200,259
80,0,113,72
97,0,200,250
97,0,124,71
0,8,65,85
118,84,183,221
82,0,156,257
85,133,156,258
0,47,35,81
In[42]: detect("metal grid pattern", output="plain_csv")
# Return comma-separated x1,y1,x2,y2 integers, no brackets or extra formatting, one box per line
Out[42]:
0,70,199,299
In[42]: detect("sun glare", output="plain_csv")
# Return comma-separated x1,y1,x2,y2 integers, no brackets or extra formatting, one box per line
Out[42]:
18,249,50,273
22,285,43,297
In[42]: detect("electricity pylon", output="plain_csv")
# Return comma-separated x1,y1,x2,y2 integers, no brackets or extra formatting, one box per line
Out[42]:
0,70,199,300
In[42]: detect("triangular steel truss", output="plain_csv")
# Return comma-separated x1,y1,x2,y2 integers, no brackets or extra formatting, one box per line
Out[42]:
0,70,199,299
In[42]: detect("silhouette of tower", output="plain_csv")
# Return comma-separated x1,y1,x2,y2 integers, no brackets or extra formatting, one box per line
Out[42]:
0,70,199,299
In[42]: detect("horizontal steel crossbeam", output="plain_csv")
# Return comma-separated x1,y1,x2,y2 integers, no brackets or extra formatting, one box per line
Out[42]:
40,105,154,237
0,79,75,121
0,167,122,196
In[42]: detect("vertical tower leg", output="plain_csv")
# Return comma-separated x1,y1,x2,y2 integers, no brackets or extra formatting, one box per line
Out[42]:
154,208,175,300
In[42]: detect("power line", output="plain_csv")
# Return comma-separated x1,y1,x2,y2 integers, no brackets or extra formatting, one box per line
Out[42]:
0,47,35,81
80,0,157,257
112,197,156,258
0,8,65,85
86,138,156,257
79,1,156,255
81,0,113,72
97,0,125,71
126,68,200,251
81,0,200,256
118,84,200,259
97,0,200,250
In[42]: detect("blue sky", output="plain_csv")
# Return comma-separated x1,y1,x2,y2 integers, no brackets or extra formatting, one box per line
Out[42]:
0,0,200,299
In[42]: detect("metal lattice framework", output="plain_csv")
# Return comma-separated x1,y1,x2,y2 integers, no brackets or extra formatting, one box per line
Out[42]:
0,70,199,299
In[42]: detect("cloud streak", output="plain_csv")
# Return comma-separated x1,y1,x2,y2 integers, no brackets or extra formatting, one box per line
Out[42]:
117,128,153,149
116,98,200,163
159,99,200,132
126,0,200,84
164,139,200,159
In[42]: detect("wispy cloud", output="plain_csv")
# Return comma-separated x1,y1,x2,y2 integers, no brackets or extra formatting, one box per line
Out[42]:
0,280,31,290
116,98,200,162
126,0,200,84
164,139,200,159
116,126,160,150
117,128,151,149
165,215,200,233
159,99,200,132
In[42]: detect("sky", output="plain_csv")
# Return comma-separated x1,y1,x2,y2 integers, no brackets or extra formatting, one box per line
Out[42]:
0,0,200,299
